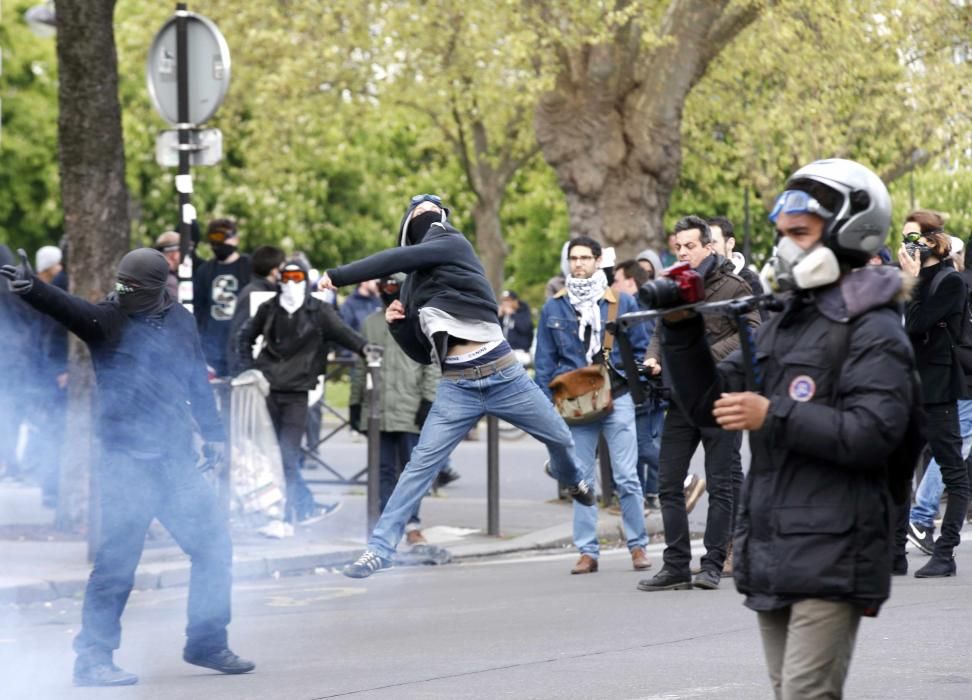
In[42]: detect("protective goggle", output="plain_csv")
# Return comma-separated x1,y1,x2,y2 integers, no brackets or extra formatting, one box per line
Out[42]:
380,279,401,294
903,231,922,244
208,230,231,243
280,269,306,283
114,280,138,296
410,193,442,206
769,189,834,223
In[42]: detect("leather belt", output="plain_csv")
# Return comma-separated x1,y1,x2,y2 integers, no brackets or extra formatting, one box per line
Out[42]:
442,352,518,381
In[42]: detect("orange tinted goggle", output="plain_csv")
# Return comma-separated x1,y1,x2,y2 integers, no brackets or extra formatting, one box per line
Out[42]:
380,280,400,294
208,230,229,244
281,269,306,283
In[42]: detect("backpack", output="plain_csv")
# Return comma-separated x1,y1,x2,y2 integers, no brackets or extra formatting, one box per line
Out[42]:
929,267,972,376
826,319,927,505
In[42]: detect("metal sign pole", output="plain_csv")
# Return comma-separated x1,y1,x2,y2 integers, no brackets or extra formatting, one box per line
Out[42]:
175,3,194,307
486,416,500,535
365,351,384,536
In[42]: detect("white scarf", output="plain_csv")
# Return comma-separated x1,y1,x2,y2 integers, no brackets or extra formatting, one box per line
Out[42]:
565,270,608,363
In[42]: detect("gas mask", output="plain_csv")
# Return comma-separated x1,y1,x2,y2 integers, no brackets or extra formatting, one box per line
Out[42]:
279,280,306,314
760,237,841,293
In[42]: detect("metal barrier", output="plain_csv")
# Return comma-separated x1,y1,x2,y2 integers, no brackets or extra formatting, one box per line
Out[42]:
301,357,365,485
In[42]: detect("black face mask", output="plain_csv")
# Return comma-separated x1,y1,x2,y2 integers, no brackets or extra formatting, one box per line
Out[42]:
114,248,172,317
906,242,934,264
406,211,441,245
212,243,237,261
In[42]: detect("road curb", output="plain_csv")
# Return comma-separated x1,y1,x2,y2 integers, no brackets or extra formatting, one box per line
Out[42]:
0,512,662,605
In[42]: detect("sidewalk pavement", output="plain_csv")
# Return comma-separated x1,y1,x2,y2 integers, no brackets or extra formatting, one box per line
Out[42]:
0,476,666,606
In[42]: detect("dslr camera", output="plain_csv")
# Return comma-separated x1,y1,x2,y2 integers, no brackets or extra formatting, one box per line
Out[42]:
638,262,704,310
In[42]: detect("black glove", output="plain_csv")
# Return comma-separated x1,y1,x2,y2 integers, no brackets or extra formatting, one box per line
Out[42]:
415,399,433,428
349,404,363,433
201,441,226,472
0,249,35,295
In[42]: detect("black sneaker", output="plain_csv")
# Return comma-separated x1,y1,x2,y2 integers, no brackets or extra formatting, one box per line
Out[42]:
435,467,461,488
915,556,956,578
344,550,392,579
183,648,255,674
693,568,720,590
637,568,693,592
643,493,660,511
566,479,596,507
892,553,908,576
907,521,935,555
297,500,342,526
73,661,138,687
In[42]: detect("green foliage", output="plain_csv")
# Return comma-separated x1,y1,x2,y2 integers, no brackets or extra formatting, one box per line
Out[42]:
0,2,62,252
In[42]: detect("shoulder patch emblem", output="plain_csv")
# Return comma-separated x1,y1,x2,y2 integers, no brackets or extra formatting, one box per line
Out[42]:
788,375,816,402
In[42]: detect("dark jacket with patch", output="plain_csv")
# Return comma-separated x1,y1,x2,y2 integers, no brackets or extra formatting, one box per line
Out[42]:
237,294,366,392
906,260,966,404
660,265,914,614
327,221,498,365
20,278,224,457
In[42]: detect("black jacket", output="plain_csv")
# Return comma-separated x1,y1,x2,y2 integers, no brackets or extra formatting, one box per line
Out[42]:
237,294,366,392
20,279,224,457
502,300,534,352
660,266,914,614
906,261,967,404
328,221,498,365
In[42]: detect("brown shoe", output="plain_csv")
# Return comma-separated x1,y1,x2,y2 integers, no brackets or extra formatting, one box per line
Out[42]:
570,554,598,574
684,474,707,514
631,547,652,571
721,544,733,578
405,529,427,546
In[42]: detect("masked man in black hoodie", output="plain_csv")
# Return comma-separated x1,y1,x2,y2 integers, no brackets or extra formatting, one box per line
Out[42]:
2,248,253,687
319,194,596,579
237,258,367,524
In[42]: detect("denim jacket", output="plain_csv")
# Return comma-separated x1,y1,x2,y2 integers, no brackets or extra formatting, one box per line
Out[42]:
534,288,649,401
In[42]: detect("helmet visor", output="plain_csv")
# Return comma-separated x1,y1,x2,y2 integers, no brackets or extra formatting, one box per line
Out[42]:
769,190,834,224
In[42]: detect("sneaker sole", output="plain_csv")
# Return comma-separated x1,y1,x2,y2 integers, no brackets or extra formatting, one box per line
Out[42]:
73,677,139,687
906,534,933,556
914,570,955,579
693,580,720,590
298,502,343,526
184,659,255,674
637,581,693,592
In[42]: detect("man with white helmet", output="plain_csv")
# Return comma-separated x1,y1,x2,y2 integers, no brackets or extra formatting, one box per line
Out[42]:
656,159,917,698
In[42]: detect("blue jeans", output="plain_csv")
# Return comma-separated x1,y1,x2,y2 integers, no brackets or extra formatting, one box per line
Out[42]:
911,399,972,527
570,393,648,556
368,361,583,559
635,402,664,495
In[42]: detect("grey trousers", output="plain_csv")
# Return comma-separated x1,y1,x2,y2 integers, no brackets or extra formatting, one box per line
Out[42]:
757,599,862,700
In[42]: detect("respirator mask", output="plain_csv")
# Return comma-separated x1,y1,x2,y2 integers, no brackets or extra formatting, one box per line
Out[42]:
761,237,841,293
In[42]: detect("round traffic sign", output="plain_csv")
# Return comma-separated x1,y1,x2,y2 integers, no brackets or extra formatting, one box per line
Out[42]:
146,11,231,126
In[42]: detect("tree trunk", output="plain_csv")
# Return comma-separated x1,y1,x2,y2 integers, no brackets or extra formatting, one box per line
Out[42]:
471,196,507,296
54,0,130,533
535,1,761,261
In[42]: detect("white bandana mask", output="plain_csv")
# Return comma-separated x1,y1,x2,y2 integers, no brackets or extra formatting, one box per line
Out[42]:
279,280,306,314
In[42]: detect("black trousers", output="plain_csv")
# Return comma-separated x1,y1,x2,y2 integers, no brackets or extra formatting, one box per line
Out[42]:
266,391,315,521
74,449,232,663
925,401,969,557
379,432,421,525
658,403,742,575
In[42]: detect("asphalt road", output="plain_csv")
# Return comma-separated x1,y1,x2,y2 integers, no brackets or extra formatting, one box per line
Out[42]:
3,539,971,700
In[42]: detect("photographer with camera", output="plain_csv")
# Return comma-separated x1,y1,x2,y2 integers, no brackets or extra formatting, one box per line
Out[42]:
237,259,367,525
656,159,915,698
535,238,652,575
897,210,970,578
639,215,758,592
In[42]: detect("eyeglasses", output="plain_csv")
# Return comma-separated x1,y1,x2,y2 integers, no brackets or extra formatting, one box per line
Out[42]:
568,255,596,263
410,193,442,205
769,189,834,223
280,269,306,283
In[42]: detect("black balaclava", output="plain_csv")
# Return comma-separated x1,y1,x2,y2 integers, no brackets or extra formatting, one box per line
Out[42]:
406,211,442,246
379,274,405,307
114,248,173,316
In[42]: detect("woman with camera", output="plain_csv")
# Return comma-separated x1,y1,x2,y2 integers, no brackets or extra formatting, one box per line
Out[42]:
898,210,970,578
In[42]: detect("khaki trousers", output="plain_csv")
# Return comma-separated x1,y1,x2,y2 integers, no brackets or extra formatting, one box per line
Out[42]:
757,599,862,700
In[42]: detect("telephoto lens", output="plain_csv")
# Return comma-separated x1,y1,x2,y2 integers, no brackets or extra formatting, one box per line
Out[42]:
639,277,683,309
